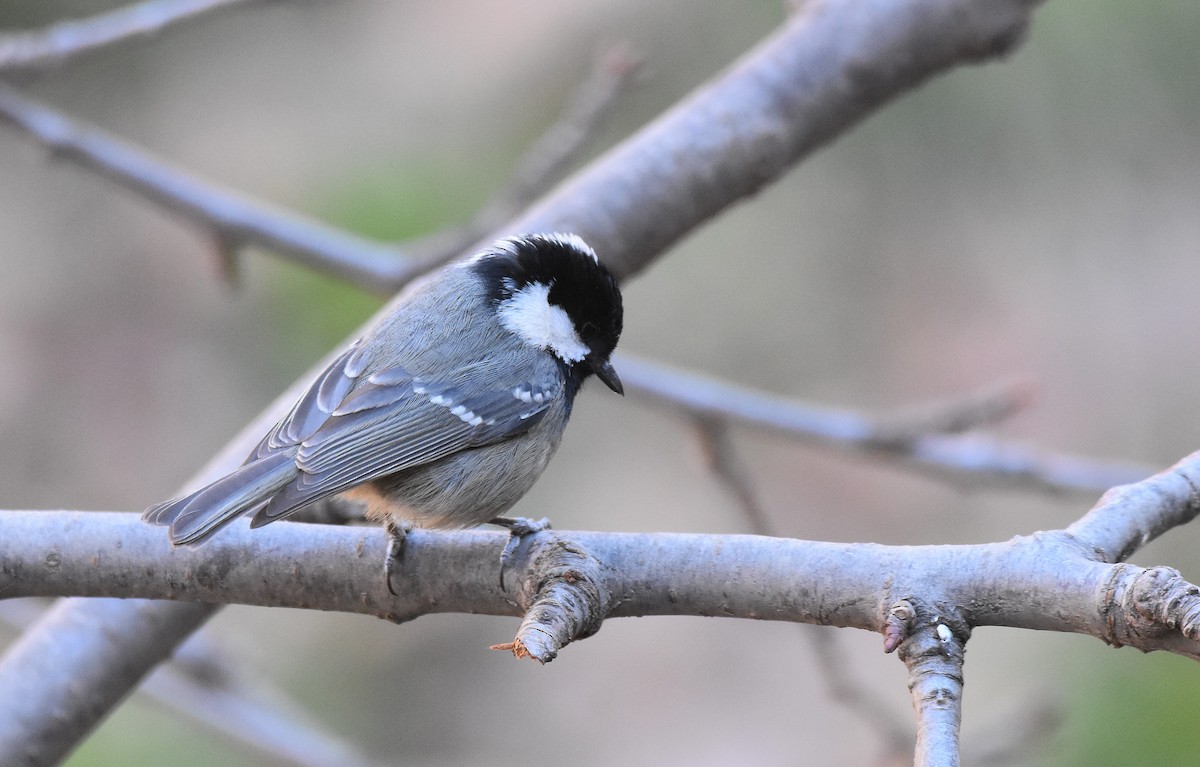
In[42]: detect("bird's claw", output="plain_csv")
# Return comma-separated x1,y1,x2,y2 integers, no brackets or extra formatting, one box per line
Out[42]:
383,519,410,596
490,515,551,589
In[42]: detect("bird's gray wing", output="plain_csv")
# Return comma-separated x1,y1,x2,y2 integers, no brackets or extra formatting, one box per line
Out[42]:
250,356,562,524
249,344,364,460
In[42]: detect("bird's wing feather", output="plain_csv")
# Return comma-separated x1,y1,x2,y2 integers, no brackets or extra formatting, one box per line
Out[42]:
250,344,363,459
251,359,562,523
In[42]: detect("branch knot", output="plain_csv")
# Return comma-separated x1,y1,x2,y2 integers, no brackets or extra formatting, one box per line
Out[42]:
491,535,613,663
1102,564,1200,646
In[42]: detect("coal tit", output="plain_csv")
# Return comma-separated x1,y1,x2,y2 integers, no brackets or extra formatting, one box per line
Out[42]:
145,233,623,550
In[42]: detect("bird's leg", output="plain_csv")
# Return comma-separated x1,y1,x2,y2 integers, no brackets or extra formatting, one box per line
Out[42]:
383,519,410,597
346,486,412,596
489,515,551,589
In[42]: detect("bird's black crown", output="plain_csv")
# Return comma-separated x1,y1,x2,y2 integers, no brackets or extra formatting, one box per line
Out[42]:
475,233,623,363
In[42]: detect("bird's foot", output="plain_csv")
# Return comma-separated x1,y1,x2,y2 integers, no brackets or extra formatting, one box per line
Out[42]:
489,515,552,589
383,519,411,596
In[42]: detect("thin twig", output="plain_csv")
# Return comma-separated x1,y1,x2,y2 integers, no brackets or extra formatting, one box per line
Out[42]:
620,354,1151,496
867,377,1037,446
0,84,418,293
406,44,643,264
146,658,382,767
692,417,773,534
691,418,915,761
0,0,261,71
808,628,915,764
968,696,1061,766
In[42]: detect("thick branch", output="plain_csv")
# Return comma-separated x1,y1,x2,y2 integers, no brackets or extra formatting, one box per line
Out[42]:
503,0,1043,280
0,601,379,767
0,598,211,765
0,0,259,71
3,511,1199,663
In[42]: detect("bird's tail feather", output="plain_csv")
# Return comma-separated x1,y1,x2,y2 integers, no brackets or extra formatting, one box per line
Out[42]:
143,452,296,545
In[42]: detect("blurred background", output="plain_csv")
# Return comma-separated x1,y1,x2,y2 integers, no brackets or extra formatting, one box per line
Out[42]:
1,0,1199,764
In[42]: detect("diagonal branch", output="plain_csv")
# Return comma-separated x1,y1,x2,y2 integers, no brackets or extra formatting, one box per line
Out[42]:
1066,452,1200,563
0,41,641,291
0,602,381,767
0,0,262,72
693,417,773,532
501,0,1046,280
142,653,385,767
0,85,417,293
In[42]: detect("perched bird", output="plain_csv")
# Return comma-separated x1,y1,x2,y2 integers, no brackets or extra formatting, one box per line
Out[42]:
145,233,624,571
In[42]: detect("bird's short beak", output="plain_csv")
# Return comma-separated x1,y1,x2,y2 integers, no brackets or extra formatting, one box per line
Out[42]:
593,358,624,395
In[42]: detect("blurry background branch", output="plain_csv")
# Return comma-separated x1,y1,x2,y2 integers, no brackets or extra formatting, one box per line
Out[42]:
0,0,262,72
0,601,381,767
0,40,643,291
693,417,916,763
626,354,1151,495
0,84,415,292
405,44,645,265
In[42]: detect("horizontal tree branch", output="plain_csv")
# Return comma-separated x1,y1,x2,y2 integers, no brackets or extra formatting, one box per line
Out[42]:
0,0,260,71
1,503,1197,662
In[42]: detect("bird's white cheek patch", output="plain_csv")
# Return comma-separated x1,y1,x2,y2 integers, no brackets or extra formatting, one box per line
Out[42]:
498,282,589,363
